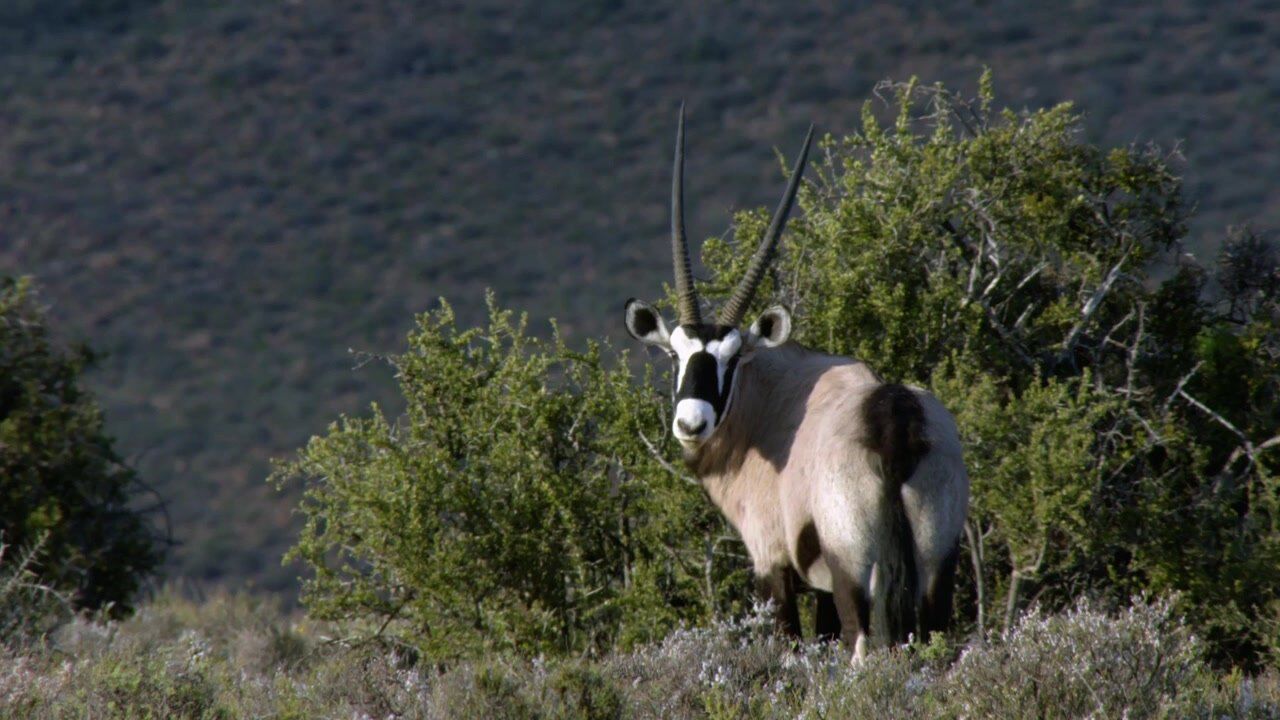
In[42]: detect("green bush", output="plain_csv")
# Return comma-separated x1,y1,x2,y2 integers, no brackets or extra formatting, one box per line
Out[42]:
273,296,751,658
0,276,161,620
702,74,1280,666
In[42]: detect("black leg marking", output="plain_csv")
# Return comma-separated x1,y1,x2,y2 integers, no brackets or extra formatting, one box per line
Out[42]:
921,539,961,640
755,569,802,639
814,590,840,642
795,521,822,574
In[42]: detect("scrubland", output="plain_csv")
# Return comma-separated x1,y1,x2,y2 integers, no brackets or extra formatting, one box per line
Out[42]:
3,589,1277,719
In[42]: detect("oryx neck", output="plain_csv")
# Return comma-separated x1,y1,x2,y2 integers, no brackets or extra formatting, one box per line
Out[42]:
683,343,798,478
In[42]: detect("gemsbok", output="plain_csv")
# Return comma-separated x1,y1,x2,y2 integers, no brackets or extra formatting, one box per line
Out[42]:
623,109,970,660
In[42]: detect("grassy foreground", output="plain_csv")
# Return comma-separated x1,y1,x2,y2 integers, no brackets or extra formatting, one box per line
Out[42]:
1,589,1277,719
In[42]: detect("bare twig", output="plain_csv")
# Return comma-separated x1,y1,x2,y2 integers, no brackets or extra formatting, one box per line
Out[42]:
1013,302,1039,332
1004,537,1049,631
1062,254,1128,354
952,107,977,138
982,304,1037,368
979,265,1005,301
638,429,698,485
1127,408,1164,446
1254,435,1280,454
1178,389,1248,445
1221,435,1280,475
374,592,416,639
1098,309,1135,357
965,230,987,301
964,519,986,636
1163,362,1203,416
1014,261,1049,293
1125,304,1146,399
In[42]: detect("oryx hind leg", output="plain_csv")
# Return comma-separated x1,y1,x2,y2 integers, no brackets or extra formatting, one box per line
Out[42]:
919,539,960,640
814,590,840,642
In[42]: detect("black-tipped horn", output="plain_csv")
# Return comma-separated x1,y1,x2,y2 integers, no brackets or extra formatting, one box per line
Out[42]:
719,124,814,327
672,103,702,326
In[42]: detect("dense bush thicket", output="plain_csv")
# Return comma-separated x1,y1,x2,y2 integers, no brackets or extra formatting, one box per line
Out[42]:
274,298,752,657
0,276,161,618
3,590,1276,719
279,77,1280,666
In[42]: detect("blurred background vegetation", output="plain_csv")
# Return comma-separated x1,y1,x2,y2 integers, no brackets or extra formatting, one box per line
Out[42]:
0,277,162,622
3,0,1280,612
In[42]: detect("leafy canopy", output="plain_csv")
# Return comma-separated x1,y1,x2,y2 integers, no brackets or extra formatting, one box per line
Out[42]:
275,297,751,658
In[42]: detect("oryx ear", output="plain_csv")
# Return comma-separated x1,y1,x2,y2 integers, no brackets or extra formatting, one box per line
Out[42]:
746,306,791,349
624,298,672,349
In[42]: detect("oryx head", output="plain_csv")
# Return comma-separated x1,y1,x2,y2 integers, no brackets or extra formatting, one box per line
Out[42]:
624,106,813,450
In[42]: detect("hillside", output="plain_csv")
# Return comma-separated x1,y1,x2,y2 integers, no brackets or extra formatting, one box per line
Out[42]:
3,0,1279,595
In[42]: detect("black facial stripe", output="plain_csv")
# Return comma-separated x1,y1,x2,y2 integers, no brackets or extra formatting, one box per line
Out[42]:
676,352,739,418
677,352,719,402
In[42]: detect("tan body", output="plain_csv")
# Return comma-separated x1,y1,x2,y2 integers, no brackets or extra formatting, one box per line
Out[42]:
688,342,969,654
626,109,968,659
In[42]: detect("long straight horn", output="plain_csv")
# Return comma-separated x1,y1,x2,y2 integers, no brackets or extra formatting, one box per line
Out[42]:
719,124,815,327
672,103,702,326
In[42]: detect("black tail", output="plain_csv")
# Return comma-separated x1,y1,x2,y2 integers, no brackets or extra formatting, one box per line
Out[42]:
860,383,930,644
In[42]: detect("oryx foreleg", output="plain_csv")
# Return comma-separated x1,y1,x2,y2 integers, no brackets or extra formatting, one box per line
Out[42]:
814,590,840,642
831,563,873,662
754,567,802,639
